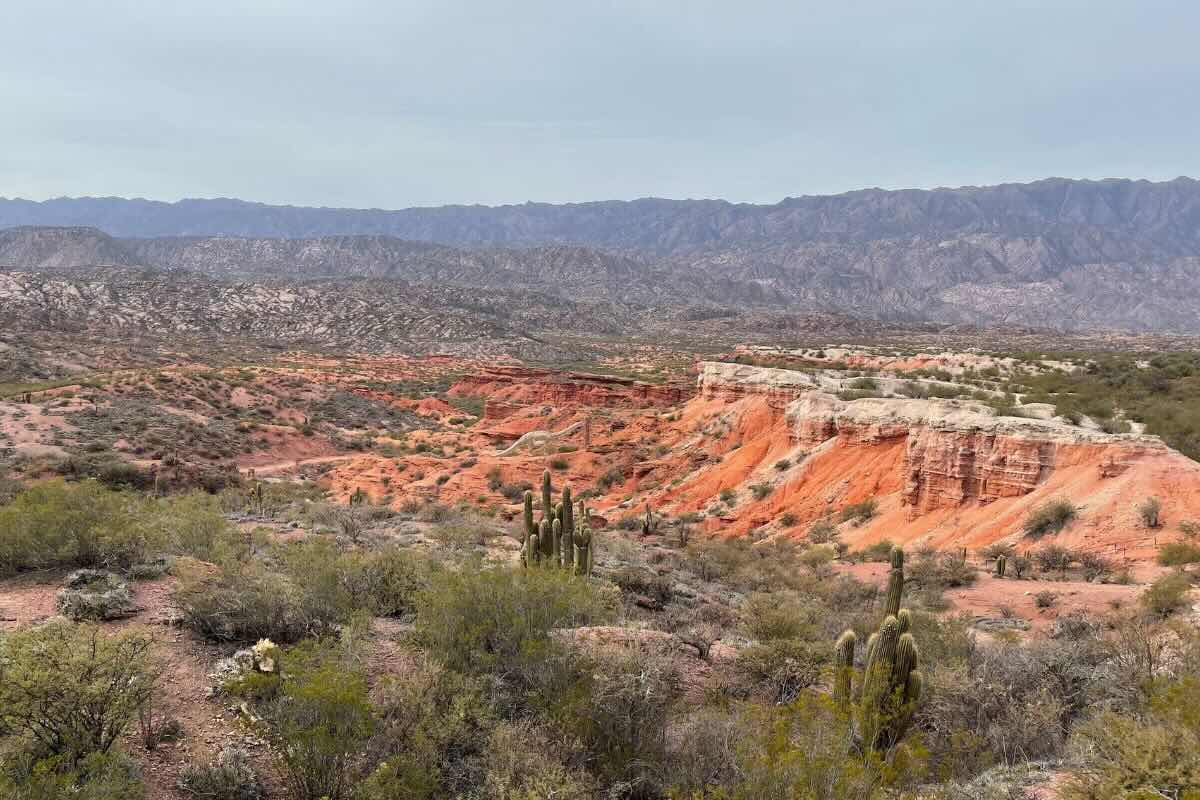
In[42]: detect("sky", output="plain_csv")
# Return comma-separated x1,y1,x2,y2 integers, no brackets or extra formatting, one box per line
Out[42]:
3,0,1199,208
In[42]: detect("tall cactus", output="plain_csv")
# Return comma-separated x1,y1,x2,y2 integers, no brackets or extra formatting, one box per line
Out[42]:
528,530,541,565
574,524,592,577
539,518,551,562
561,486,574,553
884,546,905,617
834,630,856,711
541,469,552,520
552,518,562,565
834,544,923,752
995,554,1007,578
522,491,536,567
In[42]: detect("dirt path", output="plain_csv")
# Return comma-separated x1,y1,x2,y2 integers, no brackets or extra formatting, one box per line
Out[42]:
0,574,283,799
242,454,356,476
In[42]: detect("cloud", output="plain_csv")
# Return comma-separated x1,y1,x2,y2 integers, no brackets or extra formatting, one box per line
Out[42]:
2,0,1198,207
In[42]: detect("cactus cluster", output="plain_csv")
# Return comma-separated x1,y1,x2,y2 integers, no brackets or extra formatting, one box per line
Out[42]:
523,470,594,576
833,546,923,752
995,554,1007,578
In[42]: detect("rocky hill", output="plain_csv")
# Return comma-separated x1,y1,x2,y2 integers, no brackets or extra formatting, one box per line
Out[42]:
4,177,1200,332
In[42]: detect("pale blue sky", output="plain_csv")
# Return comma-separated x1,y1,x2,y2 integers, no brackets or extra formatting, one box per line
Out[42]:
3,0,1198,207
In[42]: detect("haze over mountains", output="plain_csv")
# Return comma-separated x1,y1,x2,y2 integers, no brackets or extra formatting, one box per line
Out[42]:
4,176,1200,334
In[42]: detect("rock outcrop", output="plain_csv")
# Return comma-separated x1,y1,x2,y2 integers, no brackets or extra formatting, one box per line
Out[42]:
665,362,1200,557
451,366,693,409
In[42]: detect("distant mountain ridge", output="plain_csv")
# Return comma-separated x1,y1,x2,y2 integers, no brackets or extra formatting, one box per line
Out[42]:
5,177,1200,251
4,177,1200,333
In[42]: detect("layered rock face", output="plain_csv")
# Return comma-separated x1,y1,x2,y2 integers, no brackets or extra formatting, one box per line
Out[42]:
698,361,1168,518
452,366,693,410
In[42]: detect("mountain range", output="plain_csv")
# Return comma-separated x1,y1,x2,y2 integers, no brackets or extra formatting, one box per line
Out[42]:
3,177,1200,334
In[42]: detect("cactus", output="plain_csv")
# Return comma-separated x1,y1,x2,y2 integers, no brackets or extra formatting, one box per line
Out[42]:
834,544,923,752
528,531,541,565
538,517,551,558
995,554,1007,578
541,469,552,519
574,525,592,577
834,630,856,710
561,487,574,567
883,546,905,617
552,518,562,565
641,505,659,537
523,490,535,535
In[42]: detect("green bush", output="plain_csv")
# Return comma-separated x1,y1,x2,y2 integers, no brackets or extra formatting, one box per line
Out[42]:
1140,572,1193,618
750,483,773,500
1138,496,1163,529
0,751,144,799
1023,500,1076,539
838,498,878,525
0,479,238,575
1034,544,1075,574
415,565,617,677
1157,541,1200,567
175,539,429,643
0,621,156,762
263,644,375,800
358,659,494,800
1062,679,1200,800
857,539,896,562
808,517,839,543
734,638,828,703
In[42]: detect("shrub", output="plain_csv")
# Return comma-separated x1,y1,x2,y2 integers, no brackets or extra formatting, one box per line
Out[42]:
779,511,798,528
477,720,594,800
807,517,839,543
1010,553,1032,579
741,592,819,642
837,498,878,525
264,646,375,800
1077,551,1113,581
0,480,238,576
773,459,792,471
909,550,977,589
0,621,156,761
549,457,569,471
734,638,827,703
611,566,673,606
1061,679,1200,800
596,467,625,493
1023,499,1076,539
1158,541,1200,567
1034,590,1058,609
857,538,896,562
1138,496,1164,529
1180,519,1200,539
415,566,617,678
719,488,737,505
1140,572,1193,617
1034,544,1075,574
178,747,265,800
557,647,679,796
499,481,532,502
0,751,144,799
750,483,773,501
0,479,150,574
